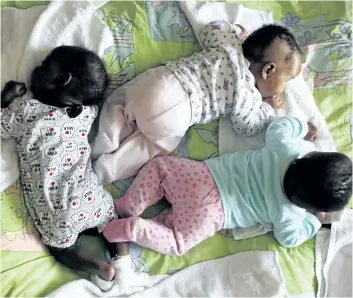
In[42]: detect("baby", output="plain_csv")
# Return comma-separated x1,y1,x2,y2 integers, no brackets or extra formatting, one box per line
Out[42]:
1,46,132,291
91,21,303,184
103,116,352,254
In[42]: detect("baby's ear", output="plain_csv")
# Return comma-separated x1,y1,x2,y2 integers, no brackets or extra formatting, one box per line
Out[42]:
53,72,72,87
262,63,276,79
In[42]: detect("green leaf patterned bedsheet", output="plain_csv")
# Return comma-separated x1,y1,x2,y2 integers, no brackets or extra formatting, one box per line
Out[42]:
1,1,351,297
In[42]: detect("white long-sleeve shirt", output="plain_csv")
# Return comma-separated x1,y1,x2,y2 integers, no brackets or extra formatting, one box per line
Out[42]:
166,20,275,136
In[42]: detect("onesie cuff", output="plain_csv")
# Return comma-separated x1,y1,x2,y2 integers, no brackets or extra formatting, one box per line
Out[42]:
298,120,309,139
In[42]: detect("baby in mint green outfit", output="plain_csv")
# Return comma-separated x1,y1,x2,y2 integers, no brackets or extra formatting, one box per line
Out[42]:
206,116,352,247
105,116,352,256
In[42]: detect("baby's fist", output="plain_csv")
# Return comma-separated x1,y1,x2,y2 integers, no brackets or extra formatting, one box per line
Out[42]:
305,122,318,142
314,212,326,223
263,93,284,109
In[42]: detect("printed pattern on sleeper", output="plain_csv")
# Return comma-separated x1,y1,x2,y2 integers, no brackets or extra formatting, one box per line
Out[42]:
166,20,275,136
0,99,117,248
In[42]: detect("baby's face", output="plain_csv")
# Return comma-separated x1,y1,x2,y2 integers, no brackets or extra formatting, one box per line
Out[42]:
256,46,302,108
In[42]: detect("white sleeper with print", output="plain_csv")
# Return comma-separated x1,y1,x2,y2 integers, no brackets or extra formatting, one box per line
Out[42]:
166,20,275,136
0,99,117,248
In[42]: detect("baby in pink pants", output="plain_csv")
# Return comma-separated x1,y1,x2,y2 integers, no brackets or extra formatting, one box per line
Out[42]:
105,156,223,255
103,117,352,255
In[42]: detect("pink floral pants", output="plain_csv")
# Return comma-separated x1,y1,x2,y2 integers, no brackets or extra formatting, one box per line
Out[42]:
103,156,224,256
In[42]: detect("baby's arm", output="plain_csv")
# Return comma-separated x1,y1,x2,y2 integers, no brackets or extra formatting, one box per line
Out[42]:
0,103,22,139
229,92,275,136
1,81,27,108
199,20,246,49
1,81,26,139
265,116,308,147
273,212,322,248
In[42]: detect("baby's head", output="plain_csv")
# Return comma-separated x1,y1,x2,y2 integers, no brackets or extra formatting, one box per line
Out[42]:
284,151,352,212
30,46,109,108
242,24,302,105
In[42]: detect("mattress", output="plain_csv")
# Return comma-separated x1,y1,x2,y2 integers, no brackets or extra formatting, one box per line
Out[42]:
1,1,352,296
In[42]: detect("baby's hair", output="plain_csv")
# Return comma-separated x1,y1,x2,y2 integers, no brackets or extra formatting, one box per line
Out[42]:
242,24,302,63
284,152,352,212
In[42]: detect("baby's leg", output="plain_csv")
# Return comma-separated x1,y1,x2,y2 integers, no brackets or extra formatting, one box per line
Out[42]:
104,158,224,255
92,67,191,184
48,241,114,282
93,130,170,183
113,156,216,218
113,157,171,218
90,87,136,160
104,202,223,256
104,210,172,257
104,237,129,258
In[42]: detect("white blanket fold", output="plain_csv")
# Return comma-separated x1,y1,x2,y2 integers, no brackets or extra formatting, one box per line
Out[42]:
316,209,353,297
0,0,112,192
179,1,273,44
49,251,288,297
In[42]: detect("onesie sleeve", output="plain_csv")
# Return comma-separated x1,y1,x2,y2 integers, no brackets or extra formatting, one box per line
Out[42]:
199,21,245,49
273,212,321,248
265,116,308,148
229,87,276,136
0,102,23,139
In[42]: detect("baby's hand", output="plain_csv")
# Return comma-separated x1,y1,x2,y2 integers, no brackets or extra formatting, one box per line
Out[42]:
314,212,326,223
305,122,318,142
263,93,284,109
236,24,248,41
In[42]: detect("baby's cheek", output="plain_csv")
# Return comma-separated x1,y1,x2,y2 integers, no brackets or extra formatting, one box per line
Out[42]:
272,76,287,96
